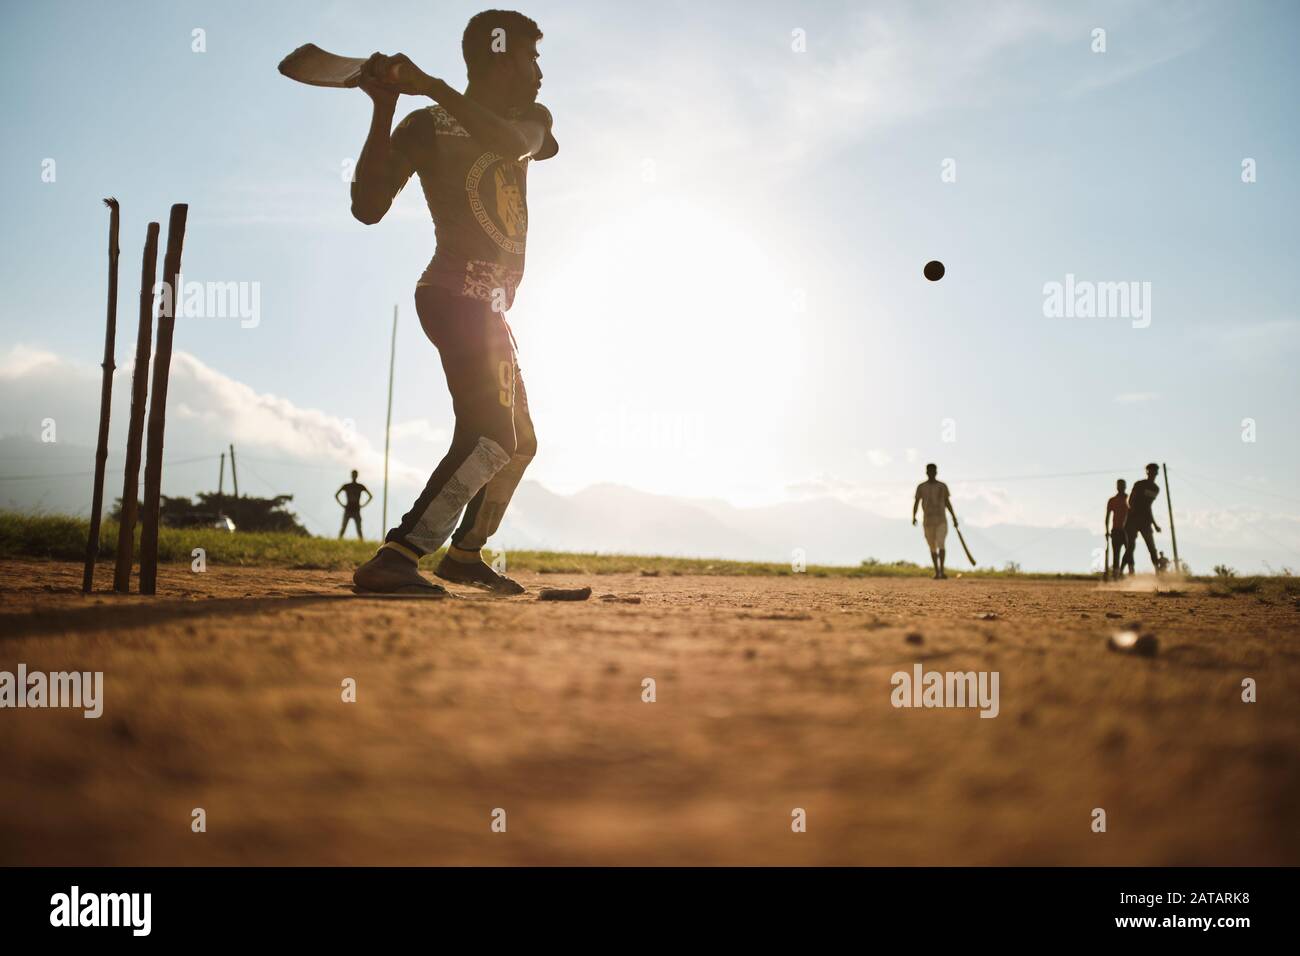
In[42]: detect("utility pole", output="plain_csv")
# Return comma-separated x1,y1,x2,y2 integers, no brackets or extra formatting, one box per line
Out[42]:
1163,462,1180,573
229,443,240,500
383,303,397,531
228,443,240,529
218,451,225,496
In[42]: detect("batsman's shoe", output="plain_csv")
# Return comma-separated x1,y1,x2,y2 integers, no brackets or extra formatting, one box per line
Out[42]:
353,546,449,596
435,550,526,595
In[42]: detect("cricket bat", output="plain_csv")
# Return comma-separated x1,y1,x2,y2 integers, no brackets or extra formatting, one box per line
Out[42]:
278,43,371,88
954,525,976,567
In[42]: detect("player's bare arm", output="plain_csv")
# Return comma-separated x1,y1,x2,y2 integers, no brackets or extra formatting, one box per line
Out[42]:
350,70,417,224
364,52,551,161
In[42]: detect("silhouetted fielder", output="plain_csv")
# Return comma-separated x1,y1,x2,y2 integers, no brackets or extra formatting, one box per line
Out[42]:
346,11,558,595
913,463,960,579
1122,463,1164,575
1103,477,1133,578
336,470,372,539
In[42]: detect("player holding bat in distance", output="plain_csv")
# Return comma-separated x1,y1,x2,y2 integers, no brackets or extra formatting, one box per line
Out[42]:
913,463,974,579
343,10,558,596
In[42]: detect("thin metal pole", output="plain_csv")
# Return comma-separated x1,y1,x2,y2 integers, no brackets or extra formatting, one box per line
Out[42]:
83,198,121,592
382,303,397,532
229,444,240,530
1163,462,1180,572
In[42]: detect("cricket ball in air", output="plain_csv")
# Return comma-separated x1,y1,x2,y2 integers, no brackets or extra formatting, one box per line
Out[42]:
924,260,945,281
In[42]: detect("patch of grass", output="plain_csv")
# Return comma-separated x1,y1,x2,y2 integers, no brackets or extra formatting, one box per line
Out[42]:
0,511,1174,581
0,512,376,570
1204,577,1291,601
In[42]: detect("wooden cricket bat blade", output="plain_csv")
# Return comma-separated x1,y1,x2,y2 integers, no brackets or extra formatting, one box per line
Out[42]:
955,527,976,566
278,43,369,88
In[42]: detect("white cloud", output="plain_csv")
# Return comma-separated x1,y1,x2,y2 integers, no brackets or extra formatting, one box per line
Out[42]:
164,352,424,483
389,418,451,445
4,346,1294,558
0,345,429,533
768,2,1075,156
1114,391,1160,404
1190,319,1300,359
0,345,67,380
1066,5,1212,96
866,448,893,467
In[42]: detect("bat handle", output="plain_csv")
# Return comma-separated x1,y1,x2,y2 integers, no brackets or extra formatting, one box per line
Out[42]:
377,60,421,87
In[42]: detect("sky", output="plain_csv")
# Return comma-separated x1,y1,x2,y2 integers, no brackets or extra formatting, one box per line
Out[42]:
1,0,1297,566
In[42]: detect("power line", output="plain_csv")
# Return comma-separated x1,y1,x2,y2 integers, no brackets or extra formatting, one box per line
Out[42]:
240,460,330,531
815,467,1141,487
1176,473,1300,563
1179,470,1300,507
0,454,220,482
959,467,1134,483
239,454,352,473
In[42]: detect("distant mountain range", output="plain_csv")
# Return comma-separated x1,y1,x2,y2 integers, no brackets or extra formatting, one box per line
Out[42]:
1,435,1284,574
496,481,1113,573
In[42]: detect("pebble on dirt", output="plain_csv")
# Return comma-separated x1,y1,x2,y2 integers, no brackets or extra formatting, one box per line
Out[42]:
599,594,642,604
1107,630,1159,657
538,586,594,602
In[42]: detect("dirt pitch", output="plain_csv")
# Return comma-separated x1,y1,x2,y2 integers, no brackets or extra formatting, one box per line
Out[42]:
1,558,1297,866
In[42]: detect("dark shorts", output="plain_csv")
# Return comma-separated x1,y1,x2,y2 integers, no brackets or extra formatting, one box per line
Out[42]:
386,286,537,556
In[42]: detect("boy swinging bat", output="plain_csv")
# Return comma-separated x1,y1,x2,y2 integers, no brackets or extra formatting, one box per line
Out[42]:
283,11,558,595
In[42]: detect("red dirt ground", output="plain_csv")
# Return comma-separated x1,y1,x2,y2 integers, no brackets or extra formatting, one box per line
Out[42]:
1,558,1296,865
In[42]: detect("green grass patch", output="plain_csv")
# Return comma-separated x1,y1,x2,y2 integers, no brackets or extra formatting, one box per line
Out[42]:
0,511,1247,582
0,512,376,570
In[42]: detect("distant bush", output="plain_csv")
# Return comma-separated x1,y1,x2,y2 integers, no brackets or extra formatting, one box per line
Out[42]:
111,492,308,535
1213,564,1237,578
